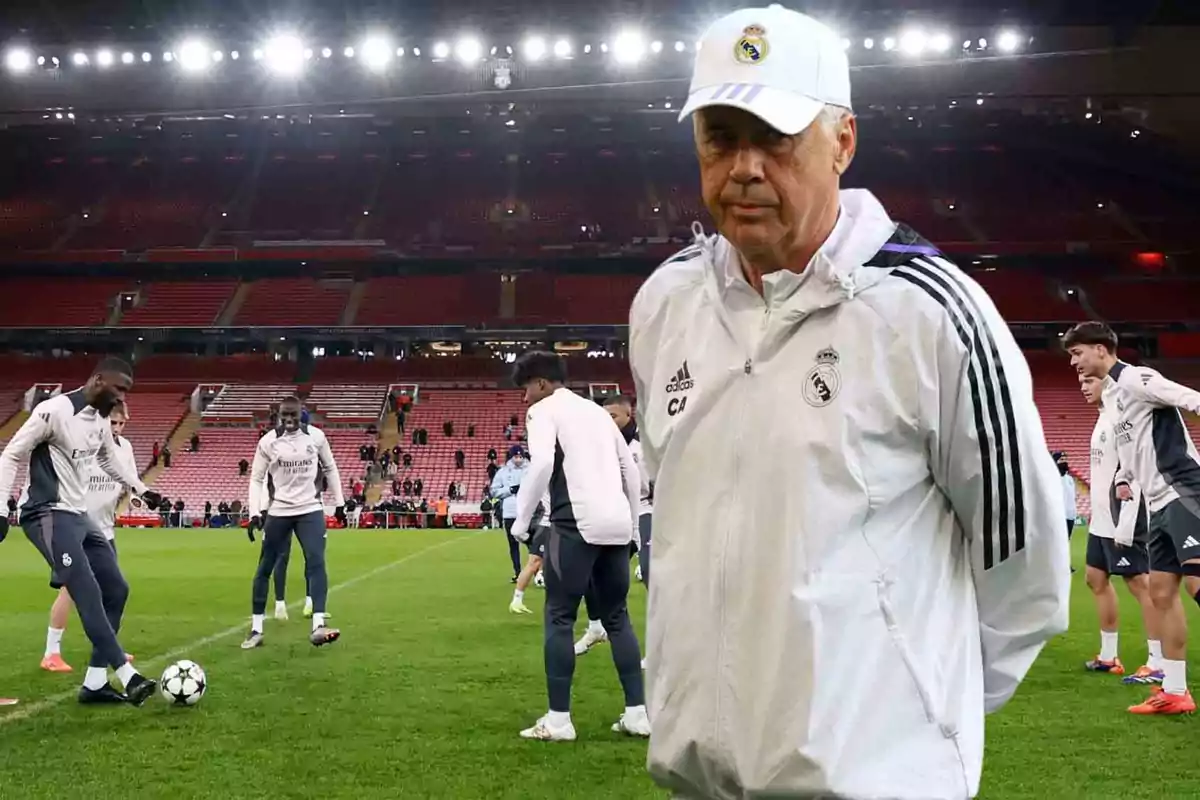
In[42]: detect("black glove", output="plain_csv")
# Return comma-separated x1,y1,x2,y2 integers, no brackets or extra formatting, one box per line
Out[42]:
140,490,163,511
247,515,262,543
510,485,520,495
0,517,8,543
334,506,347,525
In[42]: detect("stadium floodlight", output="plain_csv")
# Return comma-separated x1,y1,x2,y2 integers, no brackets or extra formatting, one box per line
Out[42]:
72,51,89,66
264,34,306,75
252,48,263,60
96,49,114,67
361,36,392,71
978,37,988,49
304,48,313,59
432,41,450,60
899,30,926,56
674,40,685,52
930,32,952,53
553,39,571,58
212,50,224,62
36,55,45,66
121,51,134,64
455,37,482,64
344,46,355,58
840,38,851,50
177,39,211,72
5,48,32,73
524,36,547,61
231,50,239,60
412,47,421,57
997,30,1020,52
141,51,152,62
882,36,896,51
612,30,645,64
651,40,663,54
321,47,332,58
163,51,174,62
583,44,592,54
863,37,874,49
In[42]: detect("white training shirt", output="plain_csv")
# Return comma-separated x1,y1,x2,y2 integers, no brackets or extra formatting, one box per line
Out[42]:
85,434,137,540
0,390,147,520
628,436,653,516
511,387,640,546
248,425,345,518
1089,406,1145,544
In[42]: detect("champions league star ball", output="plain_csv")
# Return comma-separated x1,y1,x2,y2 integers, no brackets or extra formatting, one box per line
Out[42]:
160,660,207,706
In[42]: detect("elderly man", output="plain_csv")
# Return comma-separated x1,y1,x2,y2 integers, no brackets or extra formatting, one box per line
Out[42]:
629,7,1070,799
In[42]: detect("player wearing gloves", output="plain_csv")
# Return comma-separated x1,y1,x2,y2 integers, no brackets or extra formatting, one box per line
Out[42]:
490,447,529,581
242,397,346,649
1078,374,1162,682
40,399,138,673
508,351,649,742
0,359,163,706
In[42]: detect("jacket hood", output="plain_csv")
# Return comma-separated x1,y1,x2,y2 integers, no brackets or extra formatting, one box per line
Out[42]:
696,188,902,315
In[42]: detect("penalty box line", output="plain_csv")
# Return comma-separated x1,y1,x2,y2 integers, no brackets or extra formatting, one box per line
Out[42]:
0,532,477,726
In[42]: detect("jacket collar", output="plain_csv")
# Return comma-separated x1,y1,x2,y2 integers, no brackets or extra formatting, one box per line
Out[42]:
702,188,899,318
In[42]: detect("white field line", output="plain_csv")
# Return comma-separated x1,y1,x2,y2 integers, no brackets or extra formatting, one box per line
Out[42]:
0,532,476,725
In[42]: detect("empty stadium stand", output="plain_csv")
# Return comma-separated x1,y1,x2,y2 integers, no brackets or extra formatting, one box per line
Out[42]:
203,384,296,424
307,384,387,426
0,278,126,327
119,281,239,327
232,278,351,326
123,392,191,471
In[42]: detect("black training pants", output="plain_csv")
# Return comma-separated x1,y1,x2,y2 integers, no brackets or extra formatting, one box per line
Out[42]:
252,511,328,616
543,528,644,713
25,511,129,669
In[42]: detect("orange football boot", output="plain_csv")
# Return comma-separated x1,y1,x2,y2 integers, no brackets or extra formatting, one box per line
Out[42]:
1129,689,1195,715
40,654,73,673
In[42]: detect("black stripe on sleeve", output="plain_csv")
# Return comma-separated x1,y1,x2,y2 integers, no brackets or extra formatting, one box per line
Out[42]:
892,259,1025,569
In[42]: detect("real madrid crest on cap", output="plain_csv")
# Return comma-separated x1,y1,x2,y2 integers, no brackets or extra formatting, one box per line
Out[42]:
803,347,842,407
733,24,769,64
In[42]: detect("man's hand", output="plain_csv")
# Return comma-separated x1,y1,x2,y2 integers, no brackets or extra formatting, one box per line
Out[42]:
140,490,163,511
334,506,347,526
0,517,8,543
247,515,262,543
510,525,531,543
1116,483,1133,502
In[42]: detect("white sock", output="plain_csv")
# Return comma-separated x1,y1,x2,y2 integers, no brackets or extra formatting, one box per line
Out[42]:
1099,630,1119,661
1162,658,1188,696
45,627,65,657
546,710,571,728
1148,640,1164,670
513,589,524,602
275,600,287,610
83,666,108,691
312,613,325,631
115,662,137,688
251,614,265,634
305,596,313,607
588,619,604,635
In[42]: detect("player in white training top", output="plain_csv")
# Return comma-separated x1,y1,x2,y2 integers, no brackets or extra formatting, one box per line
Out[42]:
242,396,346,649
1078,374,1162,683
509,490,551,614
40,400,138,673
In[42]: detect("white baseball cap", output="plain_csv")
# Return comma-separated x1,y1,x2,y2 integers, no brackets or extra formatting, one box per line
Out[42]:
678,5,851,136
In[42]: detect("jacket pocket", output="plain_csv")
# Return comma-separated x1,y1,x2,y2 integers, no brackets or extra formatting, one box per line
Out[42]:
875,580,946,730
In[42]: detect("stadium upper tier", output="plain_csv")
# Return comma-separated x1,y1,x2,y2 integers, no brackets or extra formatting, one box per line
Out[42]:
0,268,1196,327
0,110,1195,256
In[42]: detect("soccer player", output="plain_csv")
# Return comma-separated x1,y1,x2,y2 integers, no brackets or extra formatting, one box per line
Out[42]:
262,472,316,622
1078,373,1164,682
575,395,653,656
509,490,551,614
242,396,346,649
508,351,649,741
41,400,137,673
1066,321,1200,714
0,358,163,705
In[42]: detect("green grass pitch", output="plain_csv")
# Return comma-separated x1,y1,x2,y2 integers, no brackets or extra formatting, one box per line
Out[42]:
0,525,1199,799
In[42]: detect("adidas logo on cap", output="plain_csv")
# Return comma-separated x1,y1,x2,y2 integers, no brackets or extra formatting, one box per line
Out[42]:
665,361,694,393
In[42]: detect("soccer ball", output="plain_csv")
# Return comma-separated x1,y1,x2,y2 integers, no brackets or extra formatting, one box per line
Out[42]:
534,570,545,588
160,660,207,706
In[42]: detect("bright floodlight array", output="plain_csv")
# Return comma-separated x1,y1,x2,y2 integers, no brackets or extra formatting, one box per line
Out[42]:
2,25,1028,77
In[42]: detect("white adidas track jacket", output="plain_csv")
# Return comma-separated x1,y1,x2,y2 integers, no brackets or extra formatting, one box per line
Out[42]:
1089,407,1145,545
630,189,1070,800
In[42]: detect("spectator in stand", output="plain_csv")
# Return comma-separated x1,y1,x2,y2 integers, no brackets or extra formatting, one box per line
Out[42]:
171,499,185,528
419,428,429,446
190,432,201,453
366,443,378,463
504,423,514,441
239,458,250,477
402,452,413,468
353,478,365,501
359,443,371,462
162,444,172,468
488,447,498,464
444,420,455,437
509,414,519,428
411,428,419,446
414,478,424,497
392,478,402,497
455,480,466,501
403,477,414,497
447,481,457,500
397,410,405,435
152,441,161,466
380,452,392,473
455,449,466,470
204,501,213,527
468,424,476,438
392,444,402,464
159,496,171,526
